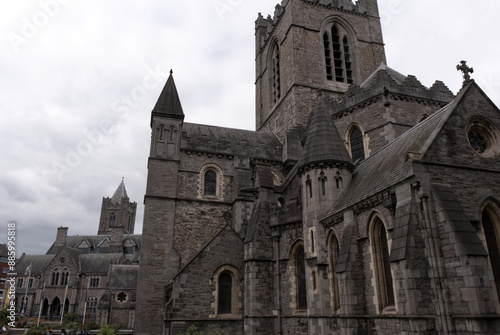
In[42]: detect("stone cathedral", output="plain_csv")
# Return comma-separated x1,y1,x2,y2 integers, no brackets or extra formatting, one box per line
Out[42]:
12,1,498,334
130,0,500,334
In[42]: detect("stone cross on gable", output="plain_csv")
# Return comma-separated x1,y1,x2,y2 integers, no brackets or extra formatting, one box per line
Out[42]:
456,60,474,86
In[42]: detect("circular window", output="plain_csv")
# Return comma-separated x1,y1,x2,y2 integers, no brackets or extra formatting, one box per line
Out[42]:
115,291,128,303
466,117,500,158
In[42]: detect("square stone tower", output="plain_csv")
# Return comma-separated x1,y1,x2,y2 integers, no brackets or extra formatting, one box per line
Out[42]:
255,0,385,141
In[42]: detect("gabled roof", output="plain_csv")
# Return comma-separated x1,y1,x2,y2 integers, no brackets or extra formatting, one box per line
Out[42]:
79,253,123,273
152,71,184,120
181,123,282,161
324,82,472,218
46,234,142,254
108,264,139,289
15,254,55,274
360,62,407,88
111,179,128,204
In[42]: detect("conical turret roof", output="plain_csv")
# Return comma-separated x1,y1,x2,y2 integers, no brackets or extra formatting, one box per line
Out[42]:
152,70,184,119
111,179,128,204
299,99,353,170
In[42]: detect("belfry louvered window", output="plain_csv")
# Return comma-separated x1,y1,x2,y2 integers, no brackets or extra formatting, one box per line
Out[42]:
324,24,353,84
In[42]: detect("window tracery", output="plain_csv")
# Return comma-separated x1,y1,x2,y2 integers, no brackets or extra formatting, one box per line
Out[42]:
324,23,354,83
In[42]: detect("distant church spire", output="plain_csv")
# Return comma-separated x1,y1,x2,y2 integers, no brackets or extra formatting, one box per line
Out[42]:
98,179,137,235
152,70,184,120
111,178,128,204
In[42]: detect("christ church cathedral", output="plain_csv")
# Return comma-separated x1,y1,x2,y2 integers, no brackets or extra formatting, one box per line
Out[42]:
16,0,500,334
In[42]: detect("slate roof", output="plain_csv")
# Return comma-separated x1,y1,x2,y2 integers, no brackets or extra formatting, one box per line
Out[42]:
181,123,282,161
111,179,128,204
324,82,470,218
152,71,184,120
299,100,352,169
360,62,407,88
15,254,55,274
46,234,141,254
108,264,139,289
79,253,123,274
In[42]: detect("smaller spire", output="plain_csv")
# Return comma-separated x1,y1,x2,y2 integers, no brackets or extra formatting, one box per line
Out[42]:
111,179,128,204
298,99,353,170
152,70,184,120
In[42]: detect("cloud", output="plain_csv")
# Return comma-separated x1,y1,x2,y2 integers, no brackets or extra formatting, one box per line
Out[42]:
1,0,499,255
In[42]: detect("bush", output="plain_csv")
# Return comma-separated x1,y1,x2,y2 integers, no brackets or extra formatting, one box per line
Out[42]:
179,325,226,335
99,324,116,335
63,313,79,324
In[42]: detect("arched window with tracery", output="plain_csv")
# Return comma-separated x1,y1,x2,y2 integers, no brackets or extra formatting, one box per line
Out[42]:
348,126,365,162
328,232,340,312
481,205,500,303
204,170,217,196
324,23,354,84
51,269,59,286
371,216,395,312
295,246,307,310
60,270,69,286
88,297,98,322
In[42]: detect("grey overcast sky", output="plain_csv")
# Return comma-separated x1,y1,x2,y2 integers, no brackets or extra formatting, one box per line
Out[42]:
1,0,499,255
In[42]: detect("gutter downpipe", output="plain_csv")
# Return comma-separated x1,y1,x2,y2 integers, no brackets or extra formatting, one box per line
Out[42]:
272,230,282,335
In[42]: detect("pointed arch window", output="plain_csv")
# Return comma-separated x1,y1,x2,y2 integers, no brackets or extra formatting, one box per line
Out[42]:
271,43,281,104
349,126,365,162
60,271,69,286
324,24,354,84
295,246,307,310
319,172,327,196
335,171,343,189
306,175,312,199
51,269,59,286
481,207,500,303
328,233,340,312
371,216,395,312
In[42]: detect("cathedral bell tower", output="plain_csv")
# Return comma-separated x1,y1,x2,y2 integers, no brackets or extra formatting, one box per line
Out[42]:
255,0,385,141
98,178,137,235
